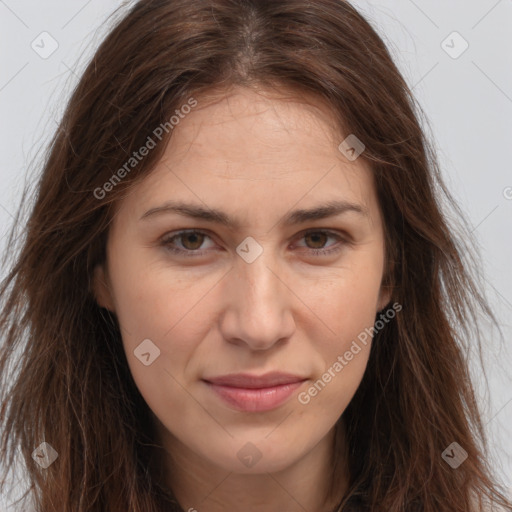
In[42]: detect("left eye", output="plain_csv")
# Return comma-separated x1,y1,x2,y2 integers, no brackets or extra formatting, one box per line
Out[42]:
160,229,346,257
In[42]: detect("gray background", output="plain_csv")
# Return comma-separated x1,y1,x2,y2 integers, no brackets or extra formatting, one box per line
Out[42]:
1,0,511,509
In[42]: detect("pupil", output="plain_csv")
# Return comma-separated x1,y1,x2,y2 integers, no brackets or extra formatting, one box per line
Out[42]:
306,233,326,249
183,233,203,250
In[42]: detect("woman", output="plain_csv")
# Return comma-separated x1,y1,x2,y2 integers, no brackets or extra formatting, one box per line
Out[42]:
0,0,510,511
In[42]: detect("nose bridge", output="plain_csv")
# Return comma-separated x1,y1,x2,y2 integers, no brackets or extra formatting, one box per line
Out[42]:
240,253,280,311
235,235,282,306
222,243,295,350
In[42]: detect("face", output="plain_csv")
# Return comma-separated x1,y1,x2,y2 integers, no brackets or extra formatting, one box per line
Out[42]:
93,86,390,476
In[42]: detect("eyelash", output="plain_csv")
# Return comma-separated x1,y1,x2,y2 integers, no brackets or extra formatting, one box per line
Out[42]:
160,229,348,258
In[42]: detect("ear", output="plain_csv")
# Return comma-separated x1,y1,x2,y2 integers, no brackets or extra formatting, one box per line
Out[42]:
376,284,392,313
377,252,394,313
92,263,115,312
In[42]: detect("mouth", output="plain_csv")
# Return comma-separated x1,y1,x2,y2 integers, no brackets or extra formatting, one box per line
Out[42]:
202,372,307,412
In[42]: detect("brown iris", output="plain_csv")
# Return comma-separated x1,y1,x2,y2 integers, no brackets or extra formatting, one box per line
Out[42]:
303,231,328,249
179,231,205,250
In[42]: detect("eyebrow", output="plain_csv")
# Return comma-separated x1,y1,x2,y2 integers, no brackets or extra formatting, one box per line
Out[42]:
139,199,368,228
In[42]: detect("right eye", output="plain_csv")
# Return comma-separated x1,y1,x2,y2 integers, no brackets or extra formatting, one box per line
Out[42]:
160,229,218,257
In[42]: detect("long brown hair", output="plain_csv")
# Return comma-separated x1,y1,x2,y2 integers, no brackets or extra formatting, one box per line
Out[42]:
1,1,510,510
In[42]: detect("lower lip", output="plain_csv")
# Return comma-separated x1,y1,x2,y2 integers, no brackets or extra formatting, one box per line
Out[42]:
204,380,305,412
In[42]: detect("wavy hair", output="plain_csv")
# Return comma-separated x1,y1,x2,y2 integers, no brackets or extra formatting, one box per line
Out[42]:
1,0,510,510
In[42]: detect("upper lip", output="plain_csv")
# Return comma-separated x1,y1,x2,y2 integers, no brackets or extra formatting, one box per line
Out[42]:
203,372,306,389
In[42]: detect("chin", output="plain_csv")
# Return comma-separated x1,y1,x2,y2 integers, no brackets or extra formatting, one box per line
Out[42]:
215,434,313,475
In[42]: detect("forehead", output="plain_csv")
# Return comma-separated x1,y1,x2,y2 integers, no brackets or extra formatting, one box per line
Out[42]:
162,86,346,170
115,86,380,229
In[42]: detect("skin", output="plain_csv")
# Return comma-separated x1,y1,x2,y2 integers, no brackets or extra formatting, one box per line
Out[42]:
93,85,391,512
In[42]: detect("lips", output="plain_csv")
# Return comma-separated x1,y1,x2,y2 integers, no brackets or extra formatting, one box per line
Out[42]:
204,372,306,388
202,372,307,412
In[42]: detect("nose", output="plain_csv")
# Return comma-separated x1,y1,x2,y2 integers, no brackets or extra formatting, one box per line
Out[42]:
219,253,296,351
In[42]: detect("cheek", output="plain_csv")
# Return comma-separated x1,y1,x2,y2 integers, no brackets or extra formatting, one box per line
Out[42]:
106,251,208,395
297,344,370,435
300,259,382,412
312,259,384,343
111,266,207,426
297,282,375,422
108,246,215,344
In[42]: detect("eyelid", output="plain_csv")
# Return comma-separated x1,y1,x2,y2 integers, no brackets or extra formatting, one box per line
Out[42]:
297,227,352,244
160,228,351,257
